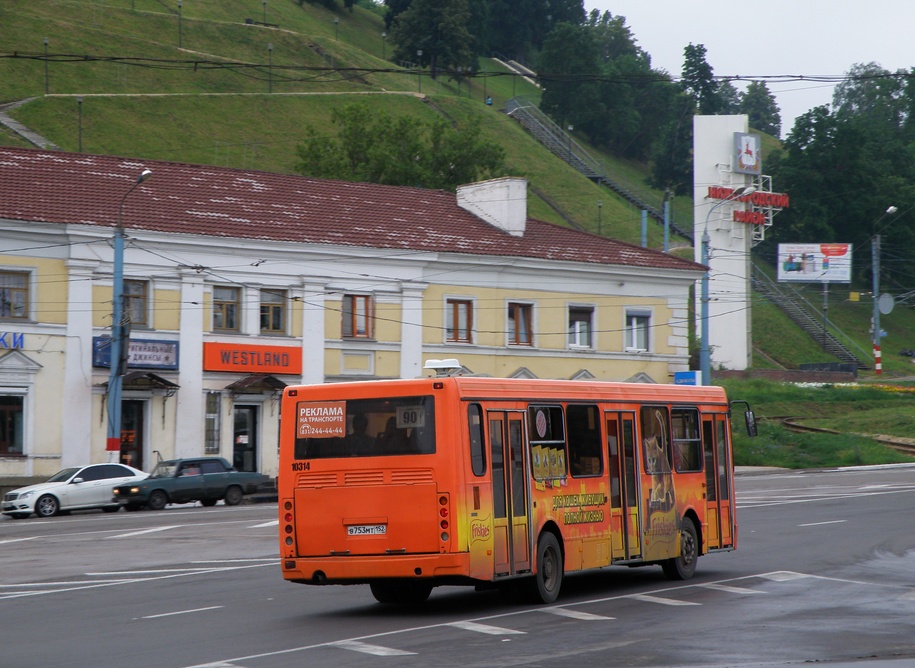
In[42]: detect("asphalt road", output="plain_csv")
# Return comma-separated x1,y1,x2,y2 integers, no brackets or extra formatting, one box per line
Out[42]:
2,465,914,668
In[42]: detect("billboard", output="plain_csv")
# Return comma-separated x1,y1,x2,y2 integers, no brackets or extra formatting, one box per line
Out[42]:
777,243,852,283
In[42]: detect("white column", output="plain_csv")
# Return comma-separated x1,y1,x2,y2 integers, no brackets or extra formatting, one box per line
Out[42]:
300,279,326,385
399,285,426,379
693,115,752,372
61,260,97,468
174,271,205,459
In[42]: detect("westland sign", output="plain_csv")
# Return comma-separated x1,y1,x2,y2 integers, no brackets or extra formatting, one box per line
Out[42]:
707,186,790,225
203,342,302,374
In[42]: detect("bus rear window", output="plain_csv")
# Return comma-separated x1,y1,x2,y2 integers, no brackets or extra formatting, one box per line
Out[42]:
293,396,435,459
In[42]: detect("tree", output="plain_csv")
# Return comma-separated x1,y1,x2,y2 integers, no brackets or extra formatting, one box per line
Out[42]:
650,91,695,196
388,0,475,74
680,43,719,114
294,103,507,190
740,80,781,136
537,23,602,131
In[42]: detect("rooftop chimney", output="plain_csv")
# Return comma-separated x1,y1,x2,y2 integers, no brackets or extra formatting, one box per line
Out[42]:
456,177,527,237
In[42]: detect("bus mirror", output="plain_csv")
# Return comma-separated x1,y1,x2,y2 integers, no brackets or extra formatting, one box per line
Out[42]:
745,411,758,437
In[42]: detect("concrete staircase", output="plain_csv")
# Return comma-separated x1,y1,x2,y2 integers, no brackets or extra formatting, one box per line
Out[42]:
751,264,870,369
504,97,691,240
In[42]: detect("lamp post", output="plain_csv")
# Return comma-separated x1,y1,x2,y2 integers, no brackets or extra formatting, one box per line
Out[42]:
872,205,898,374
107,169,152,456
262,0,266,24
699,185,755,385
177,0,183,48
77,96,83,152
334,17,339,41
417,50,423,92
43,37,49,94
597,200,602,235
381,31,386,60
267,43,273,93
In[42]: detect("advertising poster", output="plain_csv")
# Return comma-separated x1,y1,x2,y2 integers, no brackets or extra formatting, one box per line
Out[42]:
777,243,852,283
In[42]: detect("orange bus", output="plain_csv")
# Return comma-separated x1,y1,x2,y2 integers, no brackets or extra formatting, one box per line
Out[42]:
278,371,756,605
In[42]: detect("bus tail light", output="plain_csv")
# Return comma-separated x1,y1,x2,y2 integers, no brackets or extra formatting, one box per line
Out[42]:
438,493,450,543
281,499,296,551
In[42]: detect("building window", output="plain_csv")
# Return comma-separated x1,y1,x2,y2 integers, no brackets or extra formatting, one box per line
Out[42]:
568,306,593,348
124,279,148,327
260,289,286,334
342,294,373,339
0,395,24,455
446,299,473,343
507,302,532,346
0,272,28,320
625,311,650,351
213,286,240,331
204,392,221,454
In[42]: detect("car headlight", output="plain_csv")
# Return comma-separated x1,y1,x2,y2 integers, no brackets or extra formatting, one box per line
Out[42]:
129,487,140,494
19,491,33,500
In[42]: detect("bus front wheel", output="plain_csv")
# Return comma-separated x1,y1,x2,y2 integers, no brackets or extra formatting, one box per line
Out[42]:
529,532,563,604
662,517,699,580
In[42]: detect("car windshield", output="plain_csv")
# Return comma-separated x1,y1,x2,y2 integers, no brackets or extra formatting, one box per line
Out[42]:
46,467,81,483
150,462,177,479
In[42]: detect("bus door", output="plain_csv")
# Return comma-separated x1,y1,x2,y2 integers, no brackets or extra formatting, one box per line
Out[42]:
702,415,735,549
607,412,641,560
488,411,531,577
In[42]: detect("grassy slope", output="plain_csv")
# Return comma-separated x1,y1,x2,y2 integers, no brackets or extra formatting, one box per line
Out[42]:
4,0,915,379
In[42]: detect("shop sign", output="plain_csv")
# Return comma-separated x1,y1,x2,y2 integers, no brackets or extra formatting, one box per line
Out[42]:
93,337,180,370
203,342,302,374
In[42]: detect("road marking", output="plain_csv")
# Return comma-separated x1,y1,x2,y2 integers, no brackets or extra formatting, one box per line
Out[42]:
105,525,179,539
87,567,229,576
142,605,224,619
626,593,700,606
701,583,767,595
447,620,526,635
760,571,810,582
330,640,416,656
249,520,278,528
0,536,38,545
540,607,615,620
799,520,847,527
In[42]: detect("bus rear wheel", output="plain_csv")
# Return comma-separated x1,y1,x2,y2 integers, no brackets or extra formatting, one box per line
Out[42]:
370,581,433,606
662,517,699,580
528,532,563,604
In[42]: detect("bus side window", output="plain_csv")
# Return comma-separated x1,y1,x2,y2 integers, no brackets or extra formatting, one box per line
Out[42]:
567,404,602,477
469,404,486,476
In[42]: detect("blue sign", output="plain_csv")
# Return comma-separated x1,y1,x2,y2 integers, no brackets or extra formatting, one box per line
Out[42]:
674,371,701,386
93,337,180,370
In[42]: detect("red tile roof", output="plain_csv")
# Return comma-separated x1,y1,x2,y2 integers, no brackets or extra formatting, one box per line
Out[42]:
0,147,702,272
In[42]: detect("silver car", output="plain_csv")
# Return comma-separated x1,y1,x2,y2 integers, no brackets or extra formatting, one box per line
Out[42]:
2,463,147,519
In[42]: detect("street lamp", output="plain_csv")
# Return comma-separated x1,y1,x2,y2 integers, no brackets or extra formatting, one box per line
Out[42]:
381,31,386,60
262,0,266,24
334,17,339,41
598,200,602,235
699,185,755,385
43,37,49,94
417,50,423,92
77,96,83,152
107,168,152,457
267,43,273,93
177,0,183,48
872,205,898,374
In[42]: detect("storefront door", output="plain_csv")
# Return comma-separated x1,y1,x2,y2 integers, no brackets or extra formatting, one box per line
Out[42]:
233,405,258,472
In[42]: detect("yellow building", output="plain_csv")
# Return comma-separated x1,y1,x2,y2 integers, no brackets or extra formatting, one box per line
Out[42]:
0,147,703,481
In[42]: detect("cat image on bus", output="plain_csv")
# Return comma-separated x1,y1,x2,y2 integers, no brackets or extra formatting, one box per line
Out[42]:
278,359,756,605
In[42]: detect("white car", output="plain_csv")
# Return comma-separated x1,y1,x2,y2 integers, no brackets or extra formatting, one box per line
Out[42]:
1,463,148,519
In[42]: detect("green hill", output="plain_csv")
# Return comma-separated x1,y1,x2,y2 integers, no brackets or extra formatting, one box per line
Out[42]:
4,0,915,378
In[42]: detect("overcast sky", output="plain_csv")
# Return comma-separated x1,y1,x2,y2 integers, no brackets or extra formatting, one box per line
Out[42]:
583,1,914,137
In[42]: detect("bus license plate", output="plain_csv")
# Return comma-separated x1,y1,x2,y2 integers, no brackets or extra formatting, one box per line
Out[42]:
348,524,386,536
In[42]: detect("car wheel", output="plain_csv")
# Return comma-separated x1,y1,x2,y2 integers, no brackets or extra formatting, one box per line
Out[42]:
224,486,243,506
35,494,60,518
147,490,168,511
